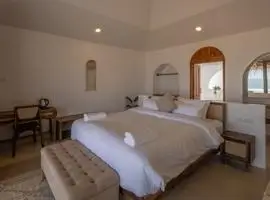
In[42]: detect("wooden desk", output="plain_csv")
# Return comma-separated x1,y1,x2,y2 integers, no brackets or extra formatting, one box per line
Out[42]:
0,110,14,125
39,107,58,141
0,106,57,140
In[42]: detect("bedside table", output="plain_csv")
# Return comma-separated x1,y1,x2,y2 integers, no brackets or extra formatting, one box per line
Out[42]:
221,131,255,170
56,113,84,141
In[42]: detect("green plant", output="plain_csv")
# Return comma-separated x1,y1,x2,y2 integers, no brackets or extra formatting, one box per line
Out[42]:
125,96,139,109
213,86,221,95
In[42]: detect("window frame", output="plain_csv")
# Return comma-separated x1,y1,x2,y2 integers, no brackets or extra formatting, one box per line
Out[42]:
243,53,270,103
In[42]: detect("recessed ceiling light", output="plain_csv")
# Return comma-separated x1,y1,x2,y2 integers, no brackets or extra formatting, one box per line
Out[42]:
195,26,202,32
95,28,102,33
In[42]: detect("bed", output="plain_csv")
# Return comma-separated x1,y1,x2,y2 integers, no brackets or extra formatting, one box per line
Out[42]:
71,101,225,200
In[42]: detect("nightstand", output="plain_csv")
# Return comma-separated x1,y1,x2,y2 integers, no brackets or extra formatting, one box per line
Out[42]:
56,113,83,141
221,131,255,170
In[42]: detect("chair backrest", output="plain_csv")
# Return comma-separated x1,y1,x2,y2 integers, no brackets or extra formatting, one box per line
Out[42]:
14,105,40,121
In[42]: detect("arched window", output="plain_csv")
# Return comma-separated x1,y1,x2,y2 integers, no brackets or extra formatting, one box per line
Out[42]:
243,53,270,103
190,46,225,101
154,64,179,95
86,60,97,91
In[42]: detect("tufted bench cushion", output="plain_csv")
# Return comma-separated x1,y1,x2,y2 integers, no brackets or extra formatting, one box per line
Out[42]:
263,182,270,200
41,140,119,200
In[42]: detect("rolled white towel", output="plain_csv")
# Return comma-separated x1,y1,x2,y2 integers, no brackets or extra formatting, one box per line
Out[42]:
83,112,107,122
124,132,136,148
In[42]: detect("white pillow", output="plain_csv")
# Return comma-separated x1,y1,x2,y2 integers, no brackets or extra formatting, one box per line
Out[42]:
142,98,158,111
138,95,150,107
172,102,203,117
156,94,176,112
151,96,162,101
176,98,210,118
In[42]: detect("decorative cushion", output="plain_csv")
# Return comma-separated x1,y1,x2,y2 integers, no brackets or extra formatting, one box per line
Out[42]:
172,102,202,117
142,98,158,111
177,97,210,119
138,95,150,107
156,94,176,112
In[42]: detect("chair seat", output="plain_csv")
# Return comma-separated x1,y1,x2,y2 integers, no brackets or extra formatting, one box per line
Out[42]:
16,121,39,132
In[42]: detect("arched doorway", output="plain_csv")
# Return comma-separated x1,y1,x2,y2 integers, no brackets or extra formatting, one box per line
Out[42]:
190,46,225,100
154,64,179,95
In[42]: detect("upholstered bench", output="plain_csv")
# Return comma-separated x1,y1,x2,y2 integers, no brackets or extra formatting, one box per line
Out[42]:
41,140,119,200
263,182,270,200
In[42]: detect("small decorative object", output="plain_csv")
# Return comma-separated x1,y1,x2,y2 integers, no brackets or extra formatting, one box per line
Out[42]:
39,98,50,109
124,132,136,148
84,114,89,122
212,85,221,95
125,96,139,110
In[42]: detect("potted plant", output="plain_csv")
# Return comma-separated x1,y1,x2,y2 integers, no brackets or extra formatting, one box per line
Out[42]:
125,96,139,110
212,86,221,95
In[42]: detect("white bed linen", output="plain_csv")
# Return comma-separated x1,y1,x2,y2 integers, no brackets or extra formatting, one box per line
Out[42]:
71,108,223,197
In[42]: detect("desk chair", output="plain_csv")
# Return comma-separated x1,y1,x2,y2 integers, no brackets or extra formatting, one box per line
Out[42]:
12,105,43,157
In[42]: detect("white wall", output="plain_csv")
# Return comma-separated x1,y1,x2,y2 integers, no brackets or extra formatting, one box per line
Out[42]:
0,25,145,140
0,25,145,114
145,27,270,101
226,103,266,169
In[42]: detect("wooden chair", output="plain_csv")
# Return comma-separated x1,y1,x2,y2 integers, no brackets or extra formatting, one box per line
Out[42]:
12,105,43,157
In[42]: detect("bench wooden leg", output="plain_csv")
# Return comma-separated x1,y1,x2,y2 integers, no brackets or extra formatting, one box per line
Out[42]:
41,171,46,181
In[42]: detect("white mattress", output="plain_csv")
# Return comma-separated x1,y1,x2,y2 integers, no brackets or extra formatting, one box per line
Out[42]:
71,108,223,197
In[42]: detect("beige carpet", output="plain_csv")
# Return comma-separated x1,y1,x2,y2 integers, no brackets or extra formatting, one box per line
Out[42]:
0,160,268,200
0,170,54,200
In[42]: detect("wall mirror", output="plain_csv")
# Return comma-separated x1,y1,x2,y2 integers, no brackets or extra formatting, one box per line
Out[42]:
154,64,179,95
86,60,97,91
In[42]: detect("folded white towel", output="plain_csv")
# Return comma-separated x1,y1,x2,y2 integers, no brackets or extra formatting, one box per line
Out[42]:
83,112,107,122
124,132,136,148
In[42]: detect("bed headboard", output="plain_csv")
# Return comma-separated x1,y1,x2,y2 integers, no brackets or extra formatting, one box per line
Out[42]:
139,95,226,128
207,102,226,127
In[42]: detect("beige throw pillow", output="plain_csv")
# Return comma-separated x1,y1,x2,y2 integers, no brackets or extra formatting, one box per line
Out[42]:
156,94,176,112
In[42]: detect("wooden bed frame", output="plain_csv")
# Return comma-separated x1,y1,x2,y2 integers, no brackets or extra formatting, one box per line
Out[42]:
121,101,226,200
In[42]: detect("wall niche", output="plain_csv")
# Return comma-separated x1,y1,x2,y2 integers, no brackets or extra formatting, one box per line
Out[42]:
86,60,97,91
154,64,179,95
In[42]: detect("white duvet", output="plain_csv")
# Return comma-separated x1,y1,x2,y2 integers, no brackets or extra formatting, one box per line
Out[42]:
71,108,223,197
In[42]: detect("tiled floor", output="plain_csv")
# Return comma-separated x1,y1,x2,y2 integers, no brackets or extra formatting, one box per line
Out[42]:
0,136,269,200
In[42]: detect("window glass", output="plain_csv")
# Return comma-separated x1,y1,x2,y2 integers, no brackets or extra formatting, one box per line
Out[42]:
248,64,264,93
267,63,270,93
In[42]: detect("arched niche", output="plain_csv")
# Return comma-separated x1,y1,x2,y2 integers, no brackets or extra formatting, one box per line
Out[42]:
243,52,270,103
86,60,97,91
154,64,179,95
190,46,225,100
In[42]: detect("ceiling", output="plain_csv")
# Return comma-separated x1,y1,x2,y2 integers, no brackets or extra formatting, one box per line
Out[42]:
149,0,235,30
0,0,270,51
0,0,149,50
147,0,270,50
